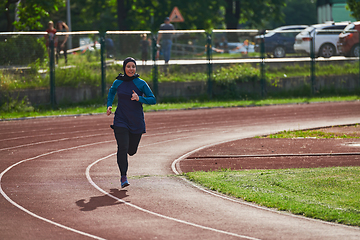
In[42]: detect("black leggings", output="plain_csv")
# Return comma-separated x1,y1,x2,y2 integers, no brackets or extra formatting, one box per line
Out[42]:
113,126,142,177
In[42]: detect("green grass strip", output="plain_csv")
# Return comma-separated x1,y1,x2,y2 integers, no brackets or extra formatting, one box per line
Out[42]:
262,128,359,139
1,96,359,120
186,167,360,226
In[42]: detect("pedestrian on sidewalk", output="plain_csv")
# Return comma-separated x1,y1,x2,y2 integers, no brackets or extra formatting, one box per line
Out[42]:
106,57,156,188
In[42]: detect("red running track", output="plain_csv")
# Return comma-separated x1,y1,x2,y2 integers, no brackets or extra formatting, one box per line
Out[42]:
1,101,360,240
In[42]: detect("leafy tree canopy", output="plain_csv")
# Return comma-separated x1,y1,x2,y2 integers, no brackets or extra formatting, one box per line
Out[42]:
347,0,360,20
6,0,65,31
1,0,291,32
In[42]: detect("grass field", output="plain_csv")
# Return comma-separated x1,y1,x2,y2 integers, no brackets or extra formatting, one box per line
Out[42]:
185,127,360,226
186,167,360,226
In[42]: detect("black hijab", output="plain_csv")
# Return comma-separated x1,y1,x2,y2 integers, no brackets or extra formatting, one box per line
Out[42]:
115,57,139,81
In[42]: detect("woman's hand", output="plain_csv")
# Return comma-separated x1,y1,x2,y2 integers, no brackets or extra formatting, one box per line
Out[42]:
106,106,112,116
131,90,139,101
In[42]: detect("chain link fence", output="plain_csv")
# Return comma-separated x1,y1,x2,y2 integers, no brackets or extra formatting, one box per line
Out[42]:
0,28,359,110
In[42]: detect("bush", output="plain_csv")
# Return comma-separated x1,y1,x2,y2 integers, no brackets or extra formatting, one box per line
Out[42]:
0,34,46,66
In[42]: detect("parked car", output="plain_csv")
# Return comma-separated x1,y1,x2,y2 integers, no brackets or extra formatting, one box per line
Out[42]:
294,22,350,58
254,25,308,58
337,21,360,57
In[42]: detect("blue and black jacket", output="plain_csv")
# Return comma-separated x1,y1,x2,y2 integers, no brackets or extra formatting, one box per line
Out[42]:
107,78,156,134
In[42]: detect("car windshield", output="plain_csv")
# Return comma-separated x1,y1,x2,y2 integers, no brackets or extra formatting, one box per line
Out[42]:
343,23,355,33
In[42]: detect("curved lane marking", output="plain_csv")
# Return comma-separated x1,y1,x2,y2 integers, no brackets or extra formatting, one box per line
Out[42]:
0,128,109,142
0,141,113,240
0,127,203,152
171,138,360,230
0,133,108,151
86,151,261,240
0,134,231,239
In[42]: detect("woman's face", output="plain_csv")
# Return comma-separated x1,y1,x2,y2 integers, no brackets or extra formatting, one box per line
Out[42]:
125,62,136,77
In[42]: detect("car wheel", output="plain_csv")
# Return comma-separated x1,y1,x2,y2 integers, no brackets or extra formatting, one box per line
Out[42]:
273,46,286,58
319,43,335,58
351,44,360,57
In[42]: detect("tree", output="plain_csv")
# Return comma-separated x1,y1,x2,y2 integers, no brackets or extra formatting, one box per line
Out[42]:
223,0,286,29
126,0,224,31
347,0,360,20
282,0,317,27
10,0,65,30
3,0,19,31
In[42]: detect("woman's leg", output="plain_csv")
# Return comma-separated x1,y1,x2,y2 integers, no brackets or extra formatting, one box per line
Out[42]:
128,132,142,156
113,127,129,176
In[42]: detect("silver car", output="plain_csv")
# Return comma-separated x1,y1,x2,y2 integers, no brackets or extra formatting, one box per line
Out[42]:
294,22,349,58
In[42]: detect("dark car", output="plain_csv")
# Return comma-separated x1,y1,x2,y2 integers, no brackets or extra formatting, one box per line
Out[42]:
337,21,360,57
255,25,308,58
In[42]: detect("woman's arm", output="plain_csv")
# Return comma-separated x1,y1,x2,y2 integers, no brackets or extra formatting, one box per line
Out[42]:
134,79,156,105
107,80,122,108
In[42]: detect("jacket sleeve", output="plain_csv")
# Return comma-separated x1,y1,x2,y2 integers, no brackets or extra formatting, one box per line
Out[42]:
134,79,156,105
107,80,122,107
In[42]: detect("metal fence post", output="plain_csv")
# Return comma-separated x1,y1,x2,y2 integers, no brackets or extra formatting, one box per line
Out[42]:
260,33,266,97
310,30,316,95
152,34,159,97
49,36,56,108
358,30,360,92
100,32,106,98
206,32,213,99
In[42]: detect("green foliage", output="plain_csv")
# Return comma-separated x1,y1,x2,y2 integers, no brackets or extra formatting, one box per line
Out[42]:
0,34,47,66
0,92,34,113
186,167,360,226
229,0,286,29
37,0,286,32
129,0,225,31
13,0,65,30
279,0,317,27
347,0,360,20
266,129,360,139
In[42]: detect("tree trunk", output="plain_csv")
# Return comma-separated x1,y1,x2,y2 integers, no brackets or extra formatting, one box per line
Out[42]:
117,0,127,31
224,0,240,29
5,0,20,31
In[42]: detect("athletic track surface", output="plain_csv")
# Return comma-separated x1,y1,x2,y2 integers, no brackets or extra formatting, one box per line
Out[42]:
1,101,360,240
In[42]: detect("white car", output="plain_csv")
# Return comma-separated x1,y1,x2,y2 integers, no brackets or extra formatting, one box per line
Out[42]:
294,22,349,58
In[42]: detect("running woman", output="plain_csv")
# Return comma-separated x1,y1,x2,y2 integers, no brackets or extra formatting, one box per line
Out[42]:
107,57,156,188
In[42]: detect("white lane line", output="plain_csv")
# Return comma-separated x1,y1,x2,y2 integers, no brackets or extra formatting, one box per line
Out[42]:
171,136,256,175
0,126,208,152
0,134,215,239
0,141,113,240
171,138,360,229
0,127,109,142
0,133,106,151
0,131,255,239
86,152,261,240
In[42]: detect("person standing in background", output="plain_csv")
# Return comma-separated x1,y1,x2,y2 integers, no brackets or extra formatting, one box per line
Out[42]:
45,21,58,59
56,21,69,64
140,33,150,64
157,17,175,64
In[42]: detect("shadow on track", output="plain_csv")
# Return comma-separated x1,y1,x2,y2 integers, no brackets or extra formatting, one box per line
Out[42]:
75,188,128,211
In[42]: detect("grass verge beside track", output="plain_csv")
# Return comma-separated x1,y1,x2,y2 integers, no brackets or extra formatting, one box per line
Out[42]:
185,127,360,227
186,167,360,226
1,96,359,120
